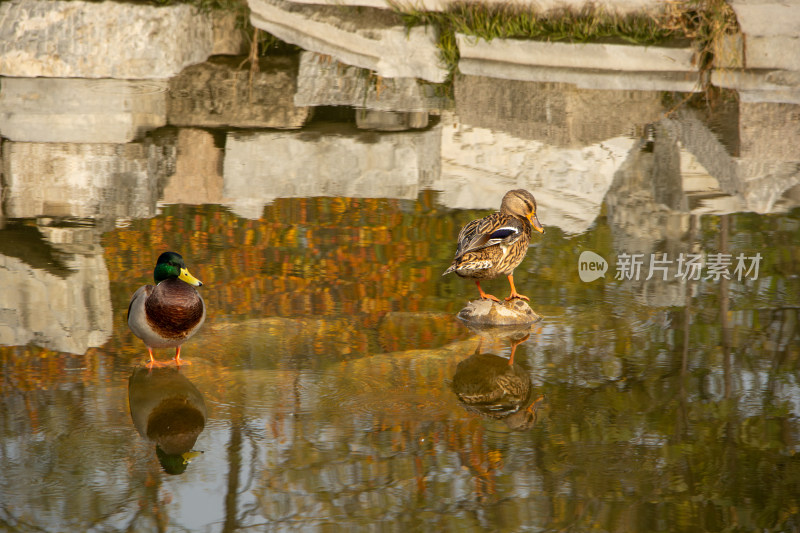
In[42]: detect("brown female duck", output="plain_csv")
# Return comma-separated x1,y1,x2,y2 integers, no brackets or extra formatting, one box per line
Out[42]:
128,252,205,367
444,189,544,302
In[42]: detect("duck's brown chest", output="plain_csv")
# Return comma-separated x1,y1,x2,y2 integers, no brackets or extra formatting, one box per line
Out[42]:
145,280,204,339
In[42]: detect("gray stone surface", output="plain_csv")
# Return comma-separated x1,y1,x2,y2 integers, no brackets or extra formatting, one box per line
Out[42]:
248,0,448,83
0,77,167,143
295,52,448,112
0,0,213,79
222,124,441,218
356,110,429,131
167,56,312,129
2,138,175,220
0,230,112,355
457,299,541,326
728,1,800,71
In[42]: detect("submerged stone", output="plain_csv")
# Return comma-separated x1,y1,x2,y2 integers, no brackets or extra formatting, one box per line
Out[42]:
457,299,541,326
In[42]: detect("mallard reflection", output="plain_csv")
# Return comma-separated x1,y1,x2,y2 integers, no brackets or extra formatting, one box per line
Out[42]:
451,330,544,431
128,365,207,475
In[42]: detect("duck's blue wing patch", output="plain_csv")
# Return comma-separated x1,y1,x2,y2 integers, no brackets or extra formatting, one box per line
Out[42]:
488,227,518,240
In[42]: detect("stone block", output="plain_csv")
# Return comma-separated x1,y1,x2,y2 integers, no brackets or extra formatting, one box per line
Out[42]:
295,52,448,112
248,0,448,83
453,75,664,146
222,123,441,218
744,35,800,71
356,110,429,131
739,102,800,161
162,129,224,205
1,138,175,220
167,56,311,129
0,77,167,143
728,2,800,36
712,33,744,69
0,0,213,79
212,11,249,56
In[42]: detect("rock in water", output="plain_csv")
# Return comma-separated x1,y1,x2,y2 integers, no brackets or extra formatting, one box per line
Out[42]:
457,299,541,326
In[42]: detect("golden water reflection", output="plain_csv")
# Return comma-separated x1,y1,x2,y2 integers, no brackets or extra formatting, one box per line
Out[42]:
0,196,798,531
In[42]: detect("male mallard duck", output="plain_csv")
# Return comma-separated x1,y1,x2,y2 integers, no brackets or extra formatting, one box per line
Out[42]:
128,252,205,367
443,189,544,302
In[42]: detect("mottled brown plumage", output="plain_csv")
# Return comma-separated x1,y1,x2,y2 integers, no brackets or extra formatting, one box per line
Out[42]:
444,189,544,302
451,350,536,431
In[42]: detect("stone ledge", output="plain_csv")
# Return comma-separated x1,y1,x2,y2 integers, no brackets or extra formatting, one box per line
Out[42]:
456,35,699,73
459,59,705,92
248,0,448,83
711,69,800,104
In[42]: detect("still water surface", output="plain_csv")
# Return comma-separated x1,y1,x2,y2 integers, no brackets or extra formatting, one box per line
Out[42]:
1,61,800,531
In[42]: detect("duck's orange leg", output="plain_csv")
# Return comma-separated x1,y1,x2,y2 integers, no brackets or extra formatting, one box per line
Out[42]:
507,333,531,366
476,281,500,302
174,346,192,366
146,347,169,369
505,274,529,301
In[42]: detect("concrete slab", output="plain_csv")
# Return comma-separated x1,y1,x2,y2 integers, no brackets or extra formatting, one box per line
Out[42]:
248,0,448,83
0,0,213,79
456,34,699,72
0,77,167,143
458,59,705,92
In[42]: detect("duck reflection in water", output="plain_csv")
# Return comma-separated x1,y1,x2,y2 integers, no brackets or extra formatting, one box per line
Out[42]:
128,365,207,475
451,328,544,431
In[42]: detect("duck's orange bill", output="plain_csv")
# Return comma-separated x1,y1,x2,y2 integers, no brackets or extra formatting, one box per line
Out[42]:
531,214,545,234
